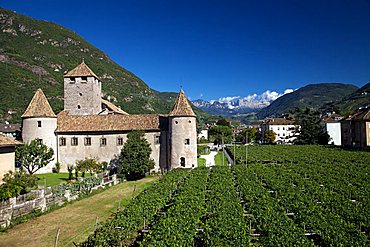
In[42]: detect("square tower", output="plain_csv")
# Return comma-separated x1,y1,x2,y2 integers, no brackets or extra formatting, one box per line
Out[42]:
63,61,102,115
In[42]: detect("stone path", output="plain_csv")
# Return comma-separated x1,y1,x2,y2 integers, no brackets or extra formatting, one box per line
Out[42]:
200,150,218,167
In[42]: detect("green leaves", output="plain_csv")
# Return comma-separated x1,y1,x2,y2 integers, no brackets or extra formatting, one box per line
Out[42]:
15,139,54,174
119,131,155,181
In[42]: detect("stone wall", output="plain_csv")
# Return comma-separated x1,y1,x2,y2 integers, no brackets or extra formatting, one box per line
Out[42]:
0,174,119,228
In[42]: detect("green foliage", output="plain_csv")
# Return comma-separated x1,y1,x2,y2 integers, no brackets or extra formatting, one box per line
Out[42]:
216,118,230,126
197,158,206,167
209,125,233,144
197,145,210,156
76,158,102,177
214,151,228,166
236,128,257,143
80,169,189,246
52,161,61,173
293,108,330,145
118,131,155,181
15,139,54,174
262,130,276,144
0,171,37,200
67,164,74,180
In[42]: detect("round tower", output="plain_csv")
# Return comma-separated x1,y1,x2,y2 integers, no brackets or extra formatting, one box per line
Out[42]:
22,89,57,173
169,89,197,169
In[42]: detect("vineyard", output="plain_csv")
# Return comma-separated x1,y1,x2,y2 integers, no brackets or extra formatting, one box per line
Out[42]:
81,146,369,246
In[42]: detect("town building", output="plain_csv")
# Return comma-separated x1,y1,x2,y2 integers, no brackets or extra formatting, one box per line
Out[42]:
260,117,297,144
0,123,21,139
21,61,197,173
341,108,370,149
322,113,343,146
0,135,20,183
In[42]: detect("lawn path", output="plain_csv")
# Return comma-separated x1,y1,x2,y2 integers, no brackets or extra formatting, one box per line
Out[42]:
0,176,159,247
199,150,218,167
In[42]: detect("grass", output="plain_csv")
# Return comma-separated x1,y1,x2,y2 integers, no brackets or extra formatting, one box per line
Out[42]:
197,158,206,167
35,172,90,187
0,176,159,247
214,151,228,166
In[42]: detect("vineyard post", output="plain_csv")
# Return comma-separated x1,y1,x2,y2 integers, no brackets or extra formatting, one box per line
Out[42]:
245,134,248,167
233,134,236,165
222,136,225,166
54,227,60,247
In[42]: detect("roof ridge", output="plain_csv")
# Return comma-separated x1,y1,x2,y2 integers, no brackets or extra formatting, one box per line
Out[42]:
169,89,196,117
64,61,99,78
22,89,56,118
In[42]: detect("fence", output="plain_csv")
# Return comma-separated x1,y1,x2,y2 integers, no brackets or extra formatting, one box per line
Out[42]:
0,173,119,228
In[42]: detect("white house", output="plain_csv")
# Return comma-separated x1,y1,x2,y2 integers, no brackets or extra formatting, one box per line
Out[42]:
261,118,298,144
323,113,343,146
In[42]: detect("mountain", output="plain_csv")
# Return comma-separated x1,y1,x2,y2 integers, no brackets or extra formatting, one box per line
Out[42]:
257,83,358,119
0,8,207,123
321,82,370,114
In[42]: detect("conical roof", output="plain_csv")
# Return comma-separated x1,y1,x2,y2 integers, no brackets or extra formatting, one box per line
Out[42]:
22,89,56,118
64,61,98,79
170,89,196,117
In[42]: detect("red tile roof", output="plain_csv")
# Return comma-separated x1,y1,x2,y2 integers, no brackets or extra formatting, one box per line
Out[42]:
21,89,56,118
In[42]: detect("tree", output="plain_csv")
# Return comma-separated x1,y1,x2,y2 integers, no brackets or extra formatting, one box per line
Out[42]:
293,108,330,145
15,139,54,175
216,118,231,127
76,158,101,177
262,130,276,144
236,128,257,144
209,125,233,144
118,131,155,181
0,171,37,200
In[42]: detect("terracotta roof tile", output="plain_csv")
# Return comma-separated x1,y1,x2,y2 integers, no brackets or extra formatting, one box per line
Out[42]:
64,61,98,79
263,118,295,125
56,111,162,132
22,89,56,118
101,99,129,115
0,135,21,147
170,89,196,117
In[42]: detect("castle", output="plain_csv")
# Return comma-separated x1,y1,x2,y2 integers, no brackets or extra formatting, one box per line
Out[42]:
21,61,197,173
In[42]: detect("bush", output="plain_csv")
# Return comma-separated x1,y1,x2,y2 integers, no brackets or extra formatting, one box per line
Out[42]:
52,162,61,173
0,171,37,201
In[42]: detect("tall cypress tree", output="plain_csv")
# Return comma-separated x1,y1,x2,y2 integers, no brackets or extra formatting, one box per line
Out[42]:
293,108,330,145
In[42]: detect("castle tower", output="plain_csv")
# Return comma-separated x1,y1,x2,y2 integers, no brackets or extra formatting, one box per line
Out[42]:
21,89,57,172
169,89,197,169
63,61,102,115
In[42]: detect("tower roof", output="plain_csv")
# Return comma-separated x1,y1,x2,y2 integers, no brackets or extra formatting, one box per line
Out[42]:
22,89,56,118
64,61,99,79
169,89,196,117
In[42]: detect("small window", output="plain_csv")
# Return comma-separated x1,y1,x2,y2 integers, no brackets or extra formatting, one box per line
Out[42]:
71,137,78,146
188,120,191,123
277,127,280,130
155,135,160,144
70,77,75,84
37,121,42,127
117,137,123,146
185,138,190,145
59,137,66,146
283,127,285,130
77,105,81,109
100,138,107,146
85,137,91,146
37,139,43,145
175,121,179,124
79,92,82,96
81,76,87,82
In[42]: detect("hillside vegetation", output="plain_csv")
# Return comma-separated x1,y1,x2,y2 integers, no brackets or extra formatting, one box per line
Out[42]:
321,82,370,114
0,8,206,123
257,83,358,118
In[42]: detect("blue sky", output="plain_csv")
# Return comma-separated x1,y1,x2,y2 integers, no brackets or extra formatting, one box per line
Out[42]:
2,0,370,101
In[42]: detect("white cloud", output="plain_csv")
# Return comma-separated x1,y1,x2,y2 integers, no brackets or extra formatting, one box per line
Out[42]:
210,88,296,109
218,96,240,103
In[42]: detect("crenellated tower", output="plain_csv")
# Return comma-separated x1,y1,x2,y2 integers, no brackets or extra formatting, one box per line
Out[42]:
169,89,197,169
63,61,102,115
